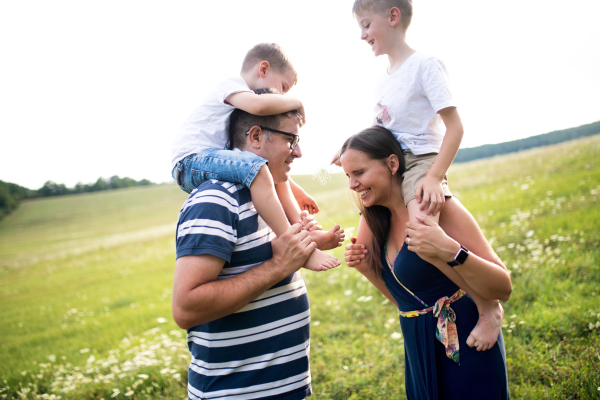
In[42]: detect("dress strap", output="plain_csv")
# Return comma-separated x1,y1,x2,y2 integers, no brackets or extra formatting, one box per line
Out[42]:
384,240,428,307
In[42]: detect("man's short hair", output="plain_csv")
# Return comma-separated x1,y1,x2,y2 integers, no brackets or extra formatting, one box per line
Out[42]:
241,43,298,85
352,0,413,31
229,88,303,150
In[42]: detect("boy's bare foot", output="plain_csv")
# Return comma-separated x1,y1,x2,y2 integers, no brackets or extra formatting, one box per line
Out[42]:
309,225,345,251
466,301,504,351
303,249,340,271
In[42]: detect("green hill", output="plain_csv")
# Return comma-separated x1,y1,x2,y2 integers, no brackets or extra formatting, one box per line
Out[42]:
455,119,600,163
1,135,599,399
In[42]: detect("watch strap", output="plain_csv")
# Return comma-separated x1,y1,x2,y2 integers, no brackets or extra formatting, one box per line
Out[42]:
447,245,469,267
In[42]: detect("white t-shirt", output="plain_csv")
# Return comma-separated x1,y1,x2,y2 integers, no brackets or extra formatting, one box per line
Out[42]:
171,76,254,170
373,51,456,155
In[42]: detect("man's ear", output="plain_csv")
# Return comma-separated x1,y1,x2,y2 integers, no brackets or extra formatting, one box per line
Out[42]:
258,61,271,78
247,126,264,149
389,7,401,27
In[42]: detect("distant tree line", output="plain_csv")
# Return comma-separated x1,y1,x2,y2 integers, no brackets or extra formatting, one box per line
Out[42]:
455,120,600,163
0,176,154,220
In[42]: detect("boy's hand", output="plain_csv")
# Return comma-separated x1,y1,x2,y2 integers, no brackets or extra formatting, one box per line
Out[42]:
416,174,446,216
330,149,342,167
297,104,306,125
296,193,320,214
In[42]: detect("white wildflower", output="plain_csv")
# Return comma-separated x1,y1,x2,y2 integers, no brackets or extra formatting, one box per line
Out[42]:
311,166,332,185
390,332,402,340
157,318,168,324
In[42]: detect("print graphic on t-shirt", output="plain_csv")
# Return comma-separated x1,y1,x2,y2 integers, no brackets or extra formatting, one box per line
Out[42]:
375,102,390,125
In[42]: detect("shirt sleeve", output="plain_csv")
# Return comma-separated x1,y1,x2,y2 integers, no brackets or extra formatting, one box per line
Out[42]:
422,57,457,113
216,77,254,107
175,184,239,262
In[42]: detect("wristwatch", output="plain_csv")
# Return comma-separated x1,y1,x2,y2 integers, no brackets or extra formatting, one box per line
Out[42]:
447,245,469,267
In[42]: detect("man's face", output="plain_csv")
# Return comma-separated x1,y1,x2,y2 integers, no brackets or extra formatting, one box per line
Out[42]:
260,117,302,184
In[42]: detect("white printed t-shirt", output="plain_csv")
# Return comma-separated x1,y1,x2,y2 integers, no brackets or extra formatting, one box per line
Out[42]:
171,76,254,170
374,51,456,155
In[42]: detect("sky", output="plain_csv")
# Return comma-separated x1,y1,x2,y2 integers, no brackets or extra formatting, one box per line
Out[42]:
1,0,599,190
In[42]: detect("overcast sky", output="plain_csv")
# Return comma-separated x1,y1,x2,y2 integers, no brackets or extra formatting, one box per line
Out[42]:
1,0,599,189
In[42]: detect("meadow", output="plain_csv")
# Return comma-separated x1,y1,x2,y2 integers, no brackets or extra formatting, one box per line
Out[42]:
1,135,599,399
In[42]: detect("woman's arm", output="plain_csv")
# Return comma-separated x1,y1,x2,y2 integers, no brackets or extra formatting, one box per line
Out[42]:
346,216,398,306
406,197,512,301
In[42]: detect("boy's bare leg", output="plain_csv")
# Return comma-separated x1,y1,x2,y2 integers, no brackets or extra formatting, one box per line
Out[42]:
407,198,440,226
467,298,504,351
251,170,339,271
251,165,293,237
276,180,344,251
414,196,502,351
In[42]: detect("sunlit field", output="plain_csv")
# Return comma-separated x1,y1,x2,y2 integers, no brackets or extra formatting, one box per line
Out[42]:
1,135,599,399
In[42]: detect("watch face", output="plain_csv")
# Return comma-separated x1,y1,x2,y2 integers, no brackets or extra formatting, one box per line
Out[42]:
456,247,469,265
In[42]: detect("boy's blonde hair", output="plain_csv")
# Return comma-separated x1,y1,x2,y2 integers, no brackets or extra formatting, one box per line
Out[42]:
352,0,413,30
241,43,298,85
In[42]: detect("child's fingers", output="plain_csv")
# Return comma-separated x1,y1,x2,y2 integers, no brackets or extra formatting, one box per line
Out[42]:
427,196,438,215
433,195,445,215
415,184,423,203
420,192,430,211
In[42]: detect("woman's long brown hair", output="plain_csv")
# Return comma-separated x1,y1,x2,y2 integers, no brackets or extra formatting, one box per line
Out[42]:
340,126,405,277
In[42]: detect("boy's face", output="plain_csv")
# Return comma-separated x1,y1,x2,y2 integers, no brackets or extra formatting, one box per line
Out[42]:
356,10,394,57
257,69,296,94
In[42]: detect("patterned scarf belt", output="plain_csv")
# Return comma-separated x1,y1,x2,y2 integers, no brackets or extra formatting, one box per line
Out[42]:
398,289,467,365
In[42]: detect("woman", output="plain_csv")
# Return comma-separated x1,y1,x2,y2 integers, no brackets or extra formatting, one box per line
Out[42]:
341,126,512,399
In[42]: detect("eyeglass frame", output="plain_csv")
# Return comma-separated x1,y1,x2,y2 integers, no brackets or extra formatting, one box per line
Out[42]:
258,126,300,149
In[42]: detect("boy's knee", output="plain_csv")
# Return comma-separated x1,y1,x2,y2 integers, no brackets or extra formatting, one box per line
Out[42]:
251,164,274,187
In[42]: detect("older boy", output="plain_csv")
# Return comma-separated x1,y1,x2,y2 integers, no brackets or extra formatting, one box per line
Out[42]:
338,0,504,353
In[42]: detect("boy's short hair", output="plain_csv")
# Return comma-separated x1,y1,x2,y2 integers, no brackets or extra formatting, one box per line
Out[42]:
229,88,303,150
352,0,413,30
241,43,298,85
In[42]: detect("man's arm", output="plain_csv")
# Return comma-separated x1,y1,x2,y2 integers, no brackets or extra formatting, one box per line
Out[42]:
226,92,305,122
172,223,316,330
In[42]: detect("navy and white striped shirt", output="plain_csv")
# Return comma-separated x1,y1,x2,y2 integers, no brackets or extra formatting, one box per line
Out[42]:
176,180,311,400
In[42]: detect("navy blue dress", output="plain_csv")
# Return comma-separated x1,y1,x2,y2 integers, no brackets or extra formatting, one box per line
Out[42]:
381,243,509,400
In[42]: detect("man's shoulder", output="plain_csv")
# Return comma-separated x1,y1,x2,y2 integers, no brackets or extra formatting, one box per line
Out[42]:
180,180,250,217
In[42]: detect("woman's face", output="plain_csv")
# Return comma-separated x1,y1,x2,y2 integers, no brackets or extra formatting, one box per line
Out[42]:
341,148,393,208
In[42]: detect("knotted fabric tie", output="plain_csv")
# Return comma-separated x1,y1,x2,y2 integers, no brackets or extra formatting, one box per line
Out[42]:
399,289,466,364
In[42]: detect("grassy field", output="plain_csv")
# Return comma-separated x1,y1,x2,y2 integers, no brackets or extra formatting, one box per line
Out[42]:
1,135,599,399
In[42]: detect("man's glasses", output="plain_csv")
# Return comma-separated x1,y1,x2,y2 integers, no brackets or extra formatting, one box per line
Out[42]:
259,126,300,149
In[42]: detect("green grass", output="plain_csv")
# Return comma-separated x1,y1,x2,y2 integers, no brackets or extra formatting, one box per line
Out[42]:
1,136,600,399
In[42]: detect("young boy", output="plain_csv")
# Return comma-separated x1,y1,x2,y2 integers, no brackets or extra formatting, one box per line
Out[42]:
172,43,343,271
338,0,503,351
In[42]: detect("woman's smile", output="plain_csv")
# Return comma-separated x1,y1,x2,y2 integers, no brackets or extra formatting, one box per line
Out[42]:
359,188,371,199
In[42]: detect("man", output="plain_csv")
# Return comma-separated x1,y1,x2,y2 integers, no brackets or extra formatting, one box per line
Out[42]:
172,89,336,399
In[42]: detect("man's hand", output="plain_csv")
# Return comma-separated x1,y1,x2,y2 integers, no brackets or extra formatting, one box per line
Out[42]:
271,223,317,274
299,210,322,232
415,174,446,216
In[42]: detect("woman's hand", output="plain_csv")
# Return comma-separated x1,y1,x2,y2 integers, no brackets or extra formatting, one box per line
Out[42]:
344,237,368,267
405,215,460,262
